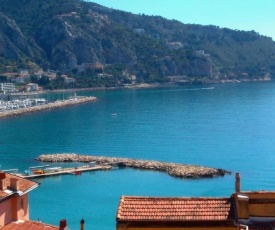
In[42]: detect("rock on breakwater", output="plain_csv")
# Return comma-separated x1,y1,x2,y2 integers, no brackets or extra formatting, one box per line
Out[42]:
36,153,231,179
0,97,97,119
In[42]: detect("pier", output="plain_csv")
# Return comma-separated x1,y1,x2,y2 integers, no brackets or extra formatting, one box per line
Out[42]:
16,164,111,179
36,153,231,179
0,96,97,119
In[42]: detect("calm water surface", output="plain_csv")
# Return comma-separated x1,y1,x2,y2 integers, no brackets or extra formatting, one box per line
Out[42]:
1,82,275,229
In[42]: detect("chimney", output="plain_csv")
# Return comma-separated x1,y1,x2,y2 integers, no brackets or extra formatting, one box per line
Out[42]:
0,172,7,190
235,173,241,193
59,219,68,230
80,218,84,230
10,178,20,191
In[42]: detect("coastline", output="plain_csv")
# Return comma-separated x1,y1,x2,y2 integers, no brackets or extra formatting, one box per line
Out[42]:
43,78,273,94
36,153,231,179
0,96,97,119
1,79,272,119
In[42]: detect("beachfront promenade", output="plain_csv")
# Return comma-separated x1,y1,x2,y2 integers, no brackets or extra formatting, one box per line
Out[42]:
0,96,97,119
37,153,231,178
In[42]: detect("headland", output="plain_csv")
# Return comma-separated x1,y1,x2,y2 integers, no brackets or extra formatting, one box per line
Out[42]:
36,153,231,179
0,96,97,119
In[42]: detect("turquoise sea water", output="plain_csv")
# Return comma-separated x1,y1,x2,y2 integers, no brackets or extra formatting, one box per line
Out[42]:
1,82,275,229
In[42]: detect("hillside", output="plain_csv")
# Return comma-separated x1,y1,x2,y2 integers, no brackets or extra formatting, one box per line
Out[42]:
0,0,275,88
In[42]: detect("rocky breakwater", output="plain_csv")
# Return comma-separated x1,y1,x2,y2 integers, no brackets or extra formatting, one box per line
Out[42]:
0,97,97,119
36,153,231,179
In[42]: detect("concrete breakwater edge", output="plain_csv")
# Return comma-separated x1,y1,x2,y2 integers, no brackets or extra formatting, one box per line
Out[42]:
0,97,97,119
36,153,231,179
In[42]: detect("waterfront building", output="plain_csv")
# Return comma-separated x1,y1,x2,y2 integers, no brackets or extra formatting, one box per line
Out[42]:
0,83,15,93
26,83,39,92
116,173,275,230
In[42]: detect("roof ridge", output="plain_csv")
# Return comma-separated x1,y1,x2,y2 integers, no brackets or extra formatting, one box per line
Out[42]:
27,220,59,228
122,196,231,199
116,196,125,219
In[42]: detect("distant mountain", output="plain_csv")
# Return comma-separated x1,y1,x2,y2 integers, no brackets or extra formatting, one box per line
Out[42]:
0,0,275,87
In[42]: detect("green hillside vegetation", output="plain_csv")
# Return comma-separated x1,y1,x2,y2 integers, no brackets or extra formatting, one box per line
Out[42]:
0,0,275,89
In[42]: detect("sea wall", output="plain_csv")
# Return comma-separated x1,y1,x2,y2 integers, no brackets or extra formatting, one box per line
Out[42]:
36,153,231,179
0,97,97,119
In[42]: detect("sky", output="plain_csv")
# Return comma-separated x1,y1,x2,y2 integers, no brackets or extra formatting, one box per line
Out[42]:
89,0,275,41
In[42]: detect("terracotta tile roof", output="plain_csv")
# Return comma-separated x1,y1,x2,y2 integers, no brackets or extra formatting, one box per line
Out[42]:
117,196,234,221
0,220,58,230
0,173,38,199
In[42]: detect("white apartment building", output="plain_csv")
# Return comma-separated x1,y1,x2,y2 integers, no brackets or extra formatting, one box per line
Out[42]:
0,83,15,93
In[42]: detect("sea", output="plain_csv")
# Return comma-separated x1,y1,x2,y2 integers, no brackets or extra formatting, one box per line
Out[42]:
1,82,275,230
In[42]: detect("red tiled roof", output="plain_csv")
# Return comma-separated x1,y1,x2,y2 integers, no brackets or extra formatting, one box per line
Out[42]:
117,196,234,221
0,173,38,199
0,220,58,230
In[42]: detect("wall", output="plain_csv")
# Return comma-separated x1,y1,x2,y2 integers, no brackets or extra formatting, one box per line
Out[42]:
235,192,275,219
0,193,29,226
11,194,29,221
0,198,12,226
246,192,275,217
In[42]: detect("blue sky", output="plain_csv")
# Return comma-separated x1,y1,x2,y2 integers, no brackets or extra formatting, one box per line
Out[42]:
90,0,275,40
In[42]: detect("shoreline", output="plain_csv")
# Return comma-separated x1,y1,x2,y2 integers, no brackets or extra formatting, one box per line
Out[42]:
47,78,274,93
36,153,231,179
1,79,272,119
0,96,97,119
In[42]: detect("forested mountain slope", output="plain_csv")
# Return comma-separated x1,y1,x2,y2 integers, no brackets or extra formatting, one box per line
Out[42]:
0,0,275,84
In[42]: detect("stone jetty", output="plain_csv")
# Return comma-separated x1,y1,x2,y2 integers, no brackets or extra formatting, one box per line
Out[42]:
0,97,97,119
36,153,231,179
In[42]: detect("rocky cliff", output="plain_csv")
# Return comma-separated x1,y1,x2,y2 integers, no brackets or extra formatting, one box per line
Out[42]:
0,0,274,83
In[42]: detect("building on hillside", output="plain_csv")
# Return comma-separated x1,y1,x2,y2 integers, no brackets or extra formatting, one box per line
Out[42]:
26,83,39,92
167,41,184,50
77,62,104,74
43,70,57,81
15,75,30,84
0,83,15,93
194,50,211,57
133,28,145,34
167,75,189,83
33,70,44,78
116,173,275,230
64,77,75,85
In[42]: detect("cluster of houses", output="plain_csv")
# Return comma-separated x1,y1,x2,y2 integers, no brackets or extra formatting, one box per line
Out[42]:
0,172,274,230
0,62,139,91
0,69,77,94
0,83,39,94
